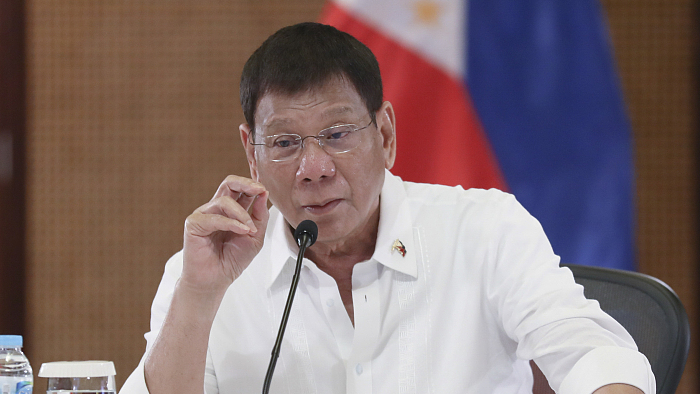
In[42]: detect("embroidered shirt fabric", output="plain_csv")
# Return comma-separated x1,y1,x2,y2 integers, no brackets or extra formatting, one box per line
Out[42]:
120,170,655,394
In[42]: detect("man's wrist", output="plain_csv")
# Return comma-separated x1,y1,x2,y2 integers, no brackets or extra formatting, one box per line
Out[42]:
173,277,228,315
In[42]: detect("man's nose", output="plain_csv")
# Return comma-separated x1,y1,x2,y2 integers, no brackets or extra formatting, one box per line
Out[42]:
295,138,336,181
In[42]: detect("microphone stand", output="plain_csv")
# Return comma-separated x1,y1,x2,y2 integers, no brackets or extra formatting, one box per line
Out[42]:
262,223,316,394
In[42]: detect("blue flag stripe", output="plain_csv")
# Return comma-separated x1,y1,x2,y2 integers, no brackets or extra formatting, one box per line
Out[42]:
466,0,635,270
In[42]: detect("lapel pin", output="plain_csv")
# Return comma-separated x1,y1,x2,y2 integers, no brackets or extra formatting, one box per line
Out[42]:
392,239,407,257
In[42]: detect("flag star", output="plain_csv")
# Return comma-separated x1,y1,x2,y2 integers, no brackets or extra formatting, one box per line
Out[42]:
412,1,442,26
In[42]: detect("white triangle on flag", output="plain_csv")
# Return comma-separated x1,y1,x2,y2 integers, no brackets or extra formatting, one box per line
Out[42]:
334,0,466,79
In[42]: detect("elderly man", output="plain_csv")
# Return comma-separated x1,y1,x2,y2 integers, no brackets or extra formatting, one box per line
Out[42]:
121,23,654,394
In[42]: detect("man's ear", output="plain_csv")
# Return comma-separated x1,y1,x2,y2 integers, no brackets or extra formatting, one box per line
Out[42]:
376,101,397,169
239,123,259,181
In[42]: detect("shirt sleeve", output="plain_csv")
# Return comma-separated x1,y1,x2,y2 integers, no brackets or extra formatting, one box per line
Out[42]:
482,192,655,394
119,251,184,394
559,346,655,394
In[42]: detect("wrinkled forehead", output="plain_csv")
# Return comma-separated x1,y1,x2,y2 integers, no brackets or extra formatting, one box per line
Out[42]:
254,76,366,134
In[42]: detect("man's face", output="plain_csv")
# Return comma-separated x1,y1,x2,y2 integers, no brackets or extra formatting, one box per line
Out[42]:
241,77,396,247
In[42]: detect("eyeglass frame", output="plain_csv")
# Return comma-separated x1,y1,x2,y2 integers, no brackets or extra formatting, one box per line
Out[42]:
249,119,375,162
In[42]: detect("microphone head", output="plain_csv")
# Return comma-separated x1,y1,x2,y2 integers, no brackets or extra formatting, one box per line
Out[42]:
294,220,318,247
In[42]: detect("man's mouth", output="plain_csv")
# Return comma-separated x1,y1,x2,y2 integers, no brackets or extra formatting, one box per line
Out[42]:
302,199,342,214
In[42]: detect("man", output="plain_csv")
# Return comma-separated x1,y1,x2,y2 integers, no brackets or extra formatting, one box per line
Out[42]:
121,22,654,393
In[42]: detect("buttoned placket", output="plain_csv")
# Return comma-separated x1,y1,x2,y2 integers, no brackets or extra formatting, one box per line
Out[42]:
311,262,354,359
304,259,381,394
346,260,381,394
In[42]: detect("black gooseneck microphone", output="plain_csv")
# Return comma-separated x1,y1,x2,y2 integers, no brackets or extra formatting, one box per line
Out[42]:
262,219,318,394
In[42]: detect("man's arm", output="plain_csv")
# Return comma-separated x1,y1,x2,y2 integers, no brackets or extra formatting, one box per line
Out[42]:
144,176,269,394
144,281,227,393
481,192,655,393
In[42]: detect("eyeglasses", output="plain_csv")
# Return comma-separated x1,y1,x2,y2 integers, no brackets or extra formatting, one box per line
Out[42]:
250,119,374,162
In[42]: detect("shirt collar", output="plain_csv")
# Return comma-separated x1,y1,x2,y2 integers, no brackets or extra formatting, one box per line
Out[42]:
370,169,417,278
266,209,299,288
265,169,417,289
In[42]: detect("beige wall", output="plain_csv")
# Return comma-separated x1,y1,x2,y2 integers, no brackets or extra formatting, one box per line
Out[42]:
601,1,698,392
24,0,697,392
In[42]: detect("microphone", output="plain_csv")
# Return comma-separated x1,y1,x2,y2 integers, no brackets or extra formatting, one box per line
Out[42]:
262,220,318,394
294,219,318,249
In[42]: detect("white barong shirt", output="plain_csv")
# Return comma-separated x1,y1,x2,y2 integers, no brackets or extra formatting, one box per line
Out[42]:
121,170,654,394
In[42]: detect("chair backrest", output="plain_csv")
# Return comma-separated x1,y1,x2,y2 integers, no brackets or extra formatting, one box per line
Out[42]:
532,264,690,394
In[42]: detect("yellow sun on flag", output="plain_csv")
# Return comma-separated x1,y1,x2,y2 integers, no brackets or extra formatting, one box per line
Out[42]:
412,1,442,26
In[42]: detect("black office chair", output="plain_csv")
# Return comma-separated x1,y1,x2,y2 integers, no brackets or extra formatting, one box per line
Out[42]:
532,264,690,394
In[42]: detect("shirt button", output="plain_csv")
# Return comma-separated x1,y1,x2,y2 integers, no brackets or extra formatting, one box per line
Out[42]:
355,363,363,375
326,299,334,307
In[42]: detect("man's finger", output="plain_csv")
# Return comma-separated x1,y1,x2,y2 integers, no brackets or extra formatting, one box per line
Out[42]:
185,212,253,238
249,191,269,229
212,175,266,201
197,196,257,232
237,192,257,212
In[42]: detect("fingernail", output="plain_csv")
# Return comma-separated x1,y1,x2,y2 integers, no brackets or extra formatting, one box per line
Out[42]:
247,220,257,233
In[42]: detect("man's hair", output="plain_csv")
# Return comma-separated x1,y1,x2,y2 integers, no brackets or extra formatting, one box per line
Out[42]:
240,22,383,135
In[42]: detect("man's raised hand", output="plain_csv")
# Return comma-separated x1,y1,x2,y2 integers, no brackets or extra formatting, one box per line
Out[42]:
182,175,269,293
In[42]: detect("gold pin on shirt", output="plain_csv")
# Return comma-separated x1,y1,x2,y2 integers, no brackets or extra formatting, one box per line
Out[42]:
392,239,406,257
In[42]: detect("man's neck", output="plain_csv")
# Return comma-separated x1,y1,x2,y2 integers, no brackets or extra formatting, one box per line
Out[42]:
304,220,378,281
308,197,380,269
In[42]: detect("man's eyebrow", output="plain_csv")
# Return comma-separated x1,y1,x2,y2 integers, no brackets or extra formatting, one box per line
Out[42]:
321,106,355,119
261,106,359,131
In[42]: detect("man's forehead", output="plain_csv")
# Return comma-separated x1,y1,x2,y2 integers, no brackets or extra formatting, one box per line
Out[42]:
256,84,365,130
262,105,356,125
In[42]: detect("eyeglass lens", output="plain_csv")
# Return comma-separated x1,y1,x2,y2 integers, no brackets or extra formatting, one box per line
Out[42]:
262,124,367,162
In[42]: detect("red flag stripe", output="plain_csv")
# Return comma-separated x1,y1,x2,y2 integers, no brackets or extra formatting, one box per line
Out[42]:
320,2,507,190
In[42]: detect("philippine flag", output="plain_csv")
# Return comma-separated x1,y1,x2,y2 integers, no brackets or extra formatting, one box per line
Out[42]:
320,0,635,270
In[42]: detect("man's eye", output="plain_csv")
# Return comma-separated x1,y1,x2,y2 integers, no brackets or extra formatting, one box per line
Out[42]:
271,136,299,148
325,128,352,140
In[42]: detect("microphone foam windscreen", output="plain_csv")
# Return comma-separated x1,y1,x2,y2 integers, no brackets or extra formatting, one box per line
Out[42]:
294,220,318,247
